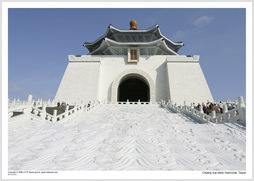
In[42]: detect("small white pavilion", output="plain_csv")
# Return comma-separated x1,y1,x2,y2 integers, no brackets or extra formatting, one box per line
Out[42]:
55,20,213,105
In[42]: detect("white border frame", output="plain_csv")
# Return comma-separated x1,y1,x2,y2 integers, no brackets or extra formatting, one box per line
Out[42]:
2,2,252,180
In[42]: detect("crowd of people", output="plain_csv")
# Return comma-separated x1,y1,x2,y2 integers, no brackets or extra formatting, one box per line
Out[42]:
57,101,71,110
194,101,237,116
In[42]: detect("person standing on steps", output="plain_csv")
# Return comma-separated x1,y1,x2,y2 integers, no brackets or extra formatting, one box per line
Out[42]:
218,101,223,113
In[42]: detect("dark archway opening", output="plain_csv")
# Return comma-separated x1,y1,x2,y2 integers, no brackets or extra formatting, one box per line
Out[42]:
118,77,150,102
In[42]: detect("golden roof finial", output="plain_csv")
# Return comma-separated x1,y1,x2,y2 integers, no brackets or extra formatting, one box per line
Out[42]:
130,20,138,30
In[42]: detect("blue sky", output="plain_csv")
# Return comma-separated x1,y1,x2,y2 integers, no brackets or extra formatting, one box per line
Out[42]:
8,8,246,101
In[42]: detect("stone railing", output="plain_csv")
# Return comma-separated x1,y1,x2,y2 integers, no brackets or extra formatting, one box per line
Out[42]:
107,99,160,105
30,100,104,122
8,95,57,119
31,101,105,122
116,100,154,105
8,99,30,108
8,104,32,119
161,96,246,125
8,95,105,122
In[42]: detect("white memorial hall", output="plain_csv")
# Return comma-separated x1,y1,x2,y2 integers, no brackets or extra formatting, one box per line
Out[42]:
55,20,214,105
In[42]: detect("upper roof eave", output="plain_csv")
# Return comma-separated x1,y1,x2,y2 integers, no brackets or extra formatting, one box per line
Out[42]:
89,38,178,55
84,24,160,47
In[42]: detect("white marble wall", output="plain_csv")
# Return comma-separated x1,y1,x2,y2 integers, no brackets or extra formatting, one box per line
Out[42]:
166,56,214,105
54,60,100,104
54,54,213,105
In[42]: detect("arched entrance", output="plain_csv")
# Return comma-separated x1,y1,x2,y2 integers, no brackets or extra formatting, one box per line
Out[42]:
111,69,156,103
118,77,150,102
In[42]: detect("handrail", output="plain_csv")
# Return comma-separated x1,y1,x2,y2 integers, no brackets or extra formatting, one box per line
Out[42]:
9,95,106,122
117,101,152,105
29,100,104,122
161,96,246,125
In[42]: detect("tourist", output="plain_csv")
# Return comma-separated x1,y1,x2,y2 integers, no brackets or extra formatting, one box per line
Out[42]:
57,102,60,107
218,101,223,113
203,105,207,114
209,102,212,110
61,102,66,109
232,104,236,109
207,102,210,109
197,103,200,110
211,104,216,112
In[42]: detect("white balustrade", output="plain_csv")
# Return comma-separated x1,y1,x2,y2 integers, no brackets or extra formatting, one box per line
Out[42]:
9,95,104,122
161,96,246,125
117,101,151,105
9,95,245,125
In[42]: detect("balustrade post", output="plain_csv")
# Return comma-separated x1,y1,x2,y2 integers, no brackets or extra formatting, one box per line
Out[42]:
199,104,203,113
238,96,245,108
179,105,182,113
65,105,69,118
127,99,129,105
183,101,186,112
8,112,13,119
51,110,57,122
223,104,228,113
27,95,33,104
191,104,195,114
238,107,246,123
41,103,47,119
174,103,177,112
211,110,216,118
138,99,141,105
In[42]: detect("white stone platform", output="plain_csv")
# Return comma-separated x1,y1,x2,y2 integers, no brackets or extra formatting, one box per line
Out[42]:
9,105,245,170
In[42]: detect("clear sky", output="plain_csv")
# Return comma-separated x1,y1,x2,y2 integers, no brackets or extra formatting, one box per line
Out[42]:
8,8,246,102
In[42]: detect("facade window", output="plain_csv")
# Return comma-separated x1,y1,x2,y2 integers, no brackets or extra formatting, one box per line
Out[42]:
128,47,139,63
130,49,137,60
